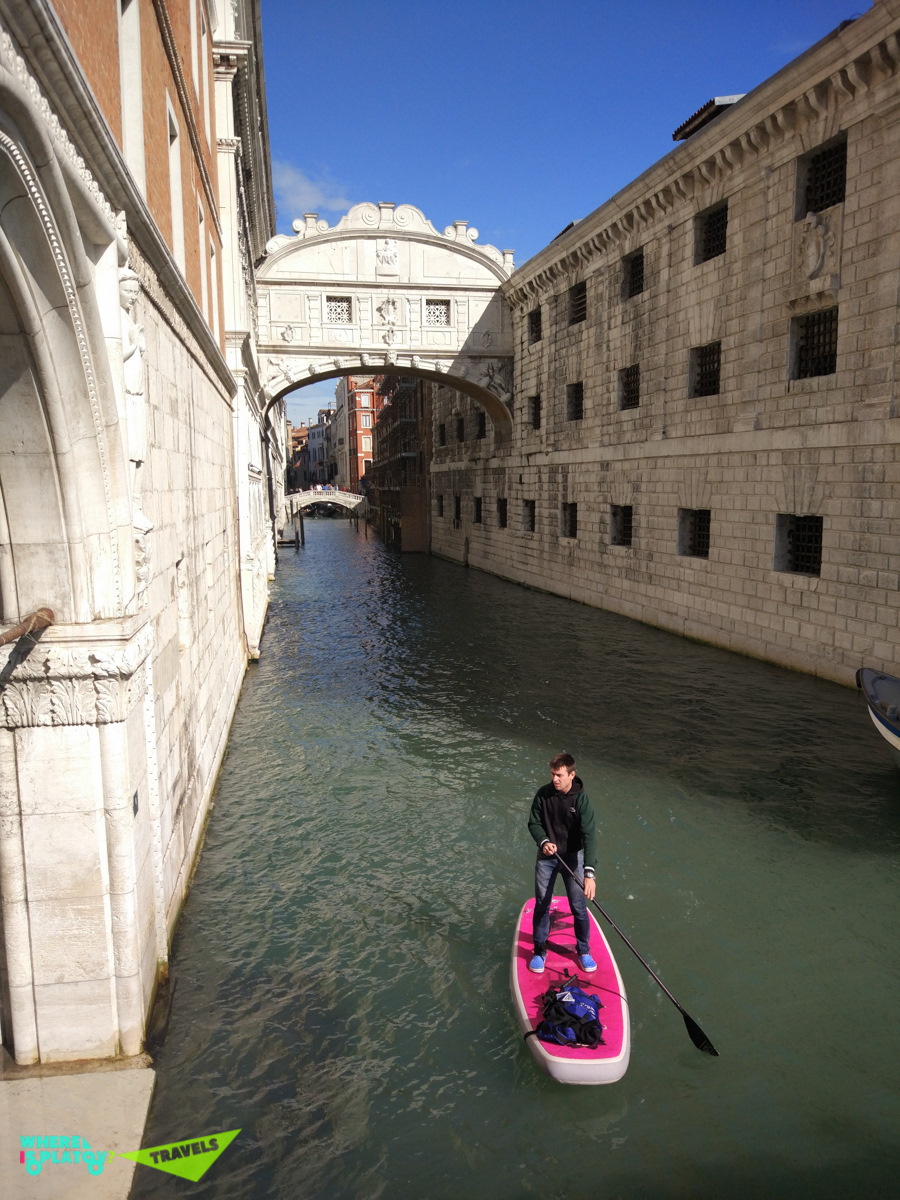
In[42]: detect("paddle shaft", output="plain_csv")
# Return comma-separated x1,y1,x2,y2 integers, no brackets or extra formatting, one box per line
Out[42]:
552,853,718,1056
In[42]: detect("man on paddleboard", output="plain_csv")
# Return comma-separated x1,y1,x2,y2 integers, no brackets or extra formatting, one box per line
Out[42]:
527,752,597,974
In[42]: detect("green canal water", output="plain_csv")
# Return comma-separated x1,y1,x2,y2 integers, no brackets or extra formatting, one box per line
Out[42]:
133,521,900,1199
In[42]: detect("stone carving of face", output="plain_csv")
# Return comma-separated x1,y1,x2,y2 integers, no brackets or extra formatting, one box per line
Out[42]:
119,276,141,313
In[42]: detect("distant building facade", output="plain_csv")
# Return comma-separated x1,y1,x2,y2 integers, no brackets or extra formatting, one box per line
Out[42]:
371,377,432,549
334,375,381,489
432,2,900,687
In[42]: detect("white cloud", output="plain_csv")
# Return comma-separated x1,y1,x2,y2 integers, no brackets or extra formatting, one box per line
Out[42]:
272,161,352,221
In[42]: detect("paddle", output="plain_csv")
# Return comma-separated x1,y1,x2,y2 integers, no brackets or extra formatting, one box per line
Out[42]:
553,853,719,1056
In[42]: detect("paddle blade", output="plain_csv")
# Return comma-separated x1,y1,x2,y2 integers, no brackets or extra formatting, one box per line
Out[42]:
683,1012,718,1056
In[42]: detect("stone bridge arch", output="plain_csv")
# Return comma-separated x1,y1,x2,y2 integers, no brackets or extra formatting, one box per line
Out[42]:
257,203,515,425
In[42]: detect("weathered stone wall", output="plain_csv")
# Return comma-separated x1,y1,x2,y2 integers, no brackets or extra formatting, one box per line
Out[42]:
432,3,900,686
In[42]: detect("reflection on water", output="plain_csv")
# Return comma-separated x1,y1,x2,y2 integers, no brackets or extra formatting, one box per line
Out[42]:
133,523,900,1199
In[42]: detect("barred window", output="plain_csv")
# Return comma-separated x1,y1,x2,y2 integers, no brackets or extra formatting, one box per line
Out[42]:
437,494,444,518
477,411,487,439
425,299,451,326
696,203,728,263
456,416,465,442
568,281,587,325
624,249,644,298
497,497,508,528
566,381,584,421
438,422,446,446
775,513,823,576
794,308,838,379
474,496,482,524
690,341,721,397
678,508,711,558
529,395,542,430
561,502,578,539
523,499,536,532
325,295,352,323
804,138,847,215
619,363,640,410
528,307,542,344
610,504,633,547
454,494,461,522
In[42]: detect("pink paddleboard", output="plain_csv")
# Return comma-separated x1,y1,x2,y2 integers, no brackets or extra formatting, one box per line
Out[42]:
511,897,631,1085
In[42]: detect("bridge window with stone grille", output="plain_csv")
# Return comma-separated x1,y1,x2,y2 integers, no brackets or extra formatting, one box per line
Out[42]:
568,281,587,325
695,202,728,263
528,306,542,343
689,341,721,397
425,299,451,326
523,499,536,532
793,307,838,378
624,249,645,298
566,381,584,421
618,364,640,410
678,508,711,558
610,504,633,546
801,136,847,216
497,497,508,528
561,502,578,539
775,513,823,576
325,295,352,323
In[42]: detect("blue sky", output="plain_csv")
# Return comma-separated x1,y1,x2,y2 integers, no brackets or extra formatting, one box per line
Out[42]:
260,0,868,425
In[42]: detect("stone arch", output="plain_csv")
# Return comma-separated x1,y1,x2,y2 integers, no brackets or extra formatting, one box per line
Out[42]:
257,202,515,427
0,73,133,625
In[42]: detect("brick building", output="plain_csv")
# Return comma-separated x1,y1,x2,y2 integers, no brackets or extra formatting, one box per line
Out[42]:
431,2,900,686
334,375,381,489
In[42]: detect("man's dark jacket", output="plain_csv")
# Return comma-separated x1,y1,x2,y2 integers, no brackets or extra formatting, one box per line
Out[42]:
528,776,597,871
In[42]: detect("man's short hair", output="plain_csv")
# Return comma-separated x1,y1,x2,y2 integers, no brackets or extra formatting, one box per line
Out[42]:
549,752,576,772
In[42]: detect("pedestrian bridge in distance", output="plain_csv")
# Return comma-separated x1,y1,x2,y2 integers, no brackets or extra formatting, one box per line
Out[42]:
288,489,366,511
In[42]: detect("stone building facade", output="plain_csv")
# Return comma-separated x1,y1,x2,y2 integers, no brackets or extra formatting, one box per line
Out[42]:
432,2,900,686
0,0,274,1065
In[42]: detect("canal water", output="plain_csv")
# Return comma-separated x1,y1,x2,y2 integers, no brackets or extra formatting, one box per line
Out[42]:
133,521,900,1200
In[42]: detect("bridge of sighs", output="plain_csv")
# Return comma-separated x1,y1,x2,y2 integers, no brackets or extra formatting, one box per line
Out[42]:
256,202,515,427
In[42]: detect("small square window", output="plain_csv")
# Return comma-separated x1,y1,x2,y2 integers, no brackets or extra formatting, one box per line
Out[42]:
696,203,728,263
438,422,446,446
497,497,508,528
425,299,451,326
568,281,587,325
618,364,640,410
678,508,711,558
624,249,644,298
437,494,444,518
774,513,823,576
793,307,838,379
474,496,482,524
456,417,465,442
528,395,542,430
801,137,847,216
561,502,578,539
566,382,584,421
477,411,487,439
690,342,721,397
325,296,352,323
610,504,633,547
528,307,542,344
523,499,536,532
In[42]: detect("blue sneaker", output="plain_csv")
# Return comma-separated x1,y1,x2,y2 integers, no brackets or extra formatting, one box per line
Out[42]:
528,954,546,973
579,953,597,973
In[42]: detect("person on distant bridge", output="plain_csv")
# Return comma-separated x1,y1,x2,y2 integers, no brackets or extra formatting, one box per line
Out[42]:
527,752,597,974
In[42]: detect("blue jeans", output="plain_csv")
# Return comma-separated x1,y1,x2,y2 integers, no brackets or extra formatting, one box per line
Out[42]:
533,850,591,957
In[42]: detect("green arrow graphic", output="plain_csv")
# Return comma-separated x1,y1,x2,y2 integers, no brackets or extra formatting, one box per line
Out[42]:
118,1128,241,1182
